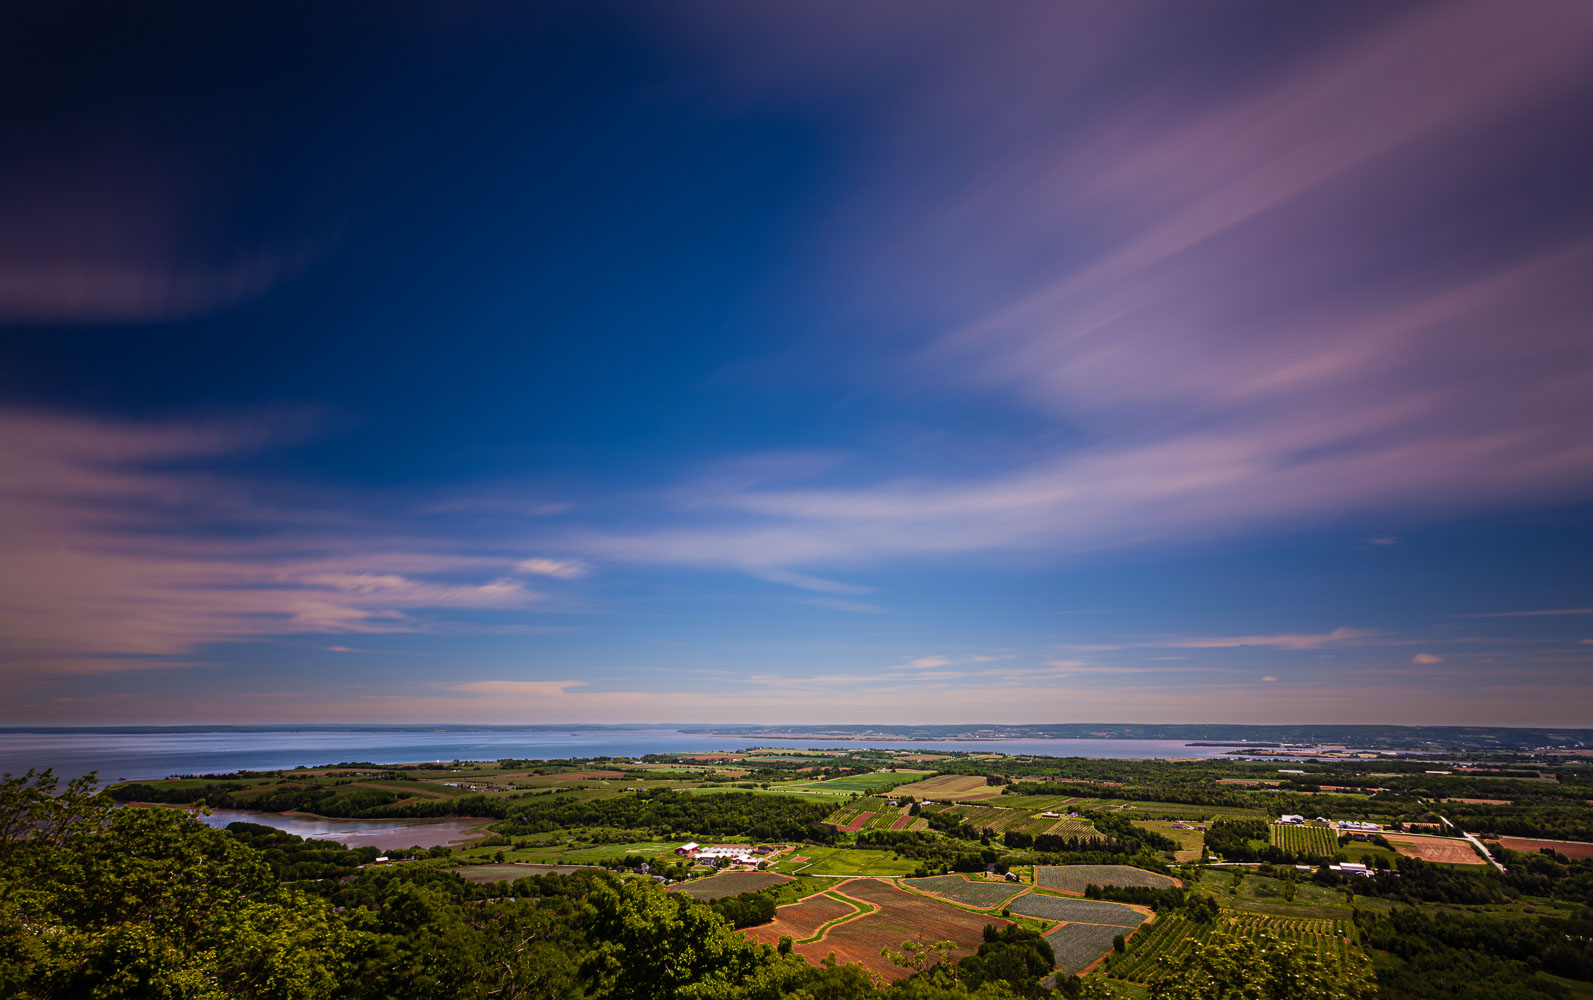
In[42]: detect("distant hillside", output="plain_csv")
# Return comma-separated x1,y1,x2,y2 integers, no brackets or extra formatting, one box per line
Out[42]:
679,724,1593,751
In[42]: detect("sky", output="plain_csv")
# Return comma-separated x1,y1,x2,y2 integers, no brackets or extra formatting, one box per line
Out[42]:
2,1,1592,727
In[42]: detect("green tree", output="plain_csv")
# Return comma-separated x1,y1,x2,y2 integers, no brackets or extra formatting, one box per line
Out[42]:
577,876,774,1000
1147,926,1375,1000
0,773,351,999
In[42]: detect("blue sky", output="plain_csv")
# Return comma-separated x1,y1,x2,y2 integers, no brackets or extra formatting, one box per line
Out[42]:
2,2,1592,725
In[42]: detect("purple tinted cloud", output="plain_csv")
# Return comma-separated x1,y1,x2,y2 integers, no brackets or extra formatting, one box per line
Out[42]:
583,2,1593,578
0,411,571,679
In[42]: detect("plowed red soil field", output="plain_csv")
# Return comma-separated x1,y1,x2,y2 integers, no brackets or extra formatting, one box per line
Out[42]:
792,878,1010,981
1383,834,1485,865
1495,837,1593,860
742,893,859,946
838,811,875,833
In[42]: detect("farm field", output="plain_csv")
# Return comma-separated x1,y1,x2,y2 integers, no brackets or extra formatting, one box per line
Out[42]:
823,797,928,833
462,839,681,865
1492,837,1593,860
1007,893,1146,927
1034,865,1177,895
1045,920,1133,975
1084,800,1266,820
892,774,1003,800
687,786,843,803
1133,820,1203,862
1270,822,1340,856
1382,833,1485,865
448,863,592,882
790,878,1010,981
1042,817,1101,840
768,846,919,877
668,870,792,900
741,892,863,946
1192,868,1377,919
779,771,928,795
987,794,1083,812
1110,911,1359,985
902,874,1025,909
935,804,1098,839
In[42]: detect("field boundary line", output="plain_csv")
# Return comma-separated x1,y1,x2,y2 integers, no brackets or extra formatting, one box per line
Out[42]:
894,876,1025,914
795,891,878,944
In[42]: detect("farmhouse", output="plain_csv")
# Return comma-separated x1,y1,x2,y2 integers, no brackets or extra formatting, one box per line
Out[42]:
1279,814,1306,824
694,845,764,865
1039,811,1063,818
675,842,701,856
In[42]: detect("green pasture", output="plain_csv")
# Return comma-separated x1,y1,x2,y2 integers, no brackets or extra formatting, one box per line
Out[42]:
1192,868,1371,919
767,846,918,877
1132,820,1204,861
777,770,928,795
1082,800,1267,820
684,785,843,803
457,839,682,865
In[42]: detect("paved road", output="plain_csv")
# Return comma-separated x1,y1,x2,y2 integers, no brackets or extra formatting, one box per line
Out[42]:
1438,813,1506,872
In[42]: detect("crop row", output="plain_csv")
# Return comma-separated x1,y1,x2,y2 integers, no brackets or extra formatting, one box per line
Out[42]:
939,805,1102,840
824,798,887,825
1109,911,1357,984
1269,823,1341,856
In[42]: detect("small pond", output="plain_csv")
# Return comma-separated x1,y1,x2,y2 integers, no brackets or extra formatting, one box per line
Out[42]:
171,806,493,849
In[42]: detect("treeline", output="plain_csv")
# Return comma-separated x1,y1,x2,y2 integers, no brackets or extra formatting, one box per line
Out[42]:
109,778,503,818
1444,801,1593,843
495,789,837,843
1498,845,1593,905
1356,905,1593,999
1205,818,1356,865
224,821,382,880
1315,857,1509,905
110,782,839,844
855,830,1007,873
708,891,778,929
1082,882,1191,912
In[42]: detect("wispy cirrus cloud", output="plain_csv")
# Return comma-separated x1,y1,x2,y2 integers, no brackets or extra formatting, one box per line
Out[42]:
1056,627,1380,653
895,655,955,671
1461,608,1593,618
1155,628,1380,651
0,411,570,678
577,2,1593,585
516,557,589,579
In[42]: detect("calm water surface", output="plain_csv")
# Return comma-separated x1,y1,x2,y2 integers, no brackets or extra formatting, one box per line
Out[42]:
173,807,493,849
0,726,1237,784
